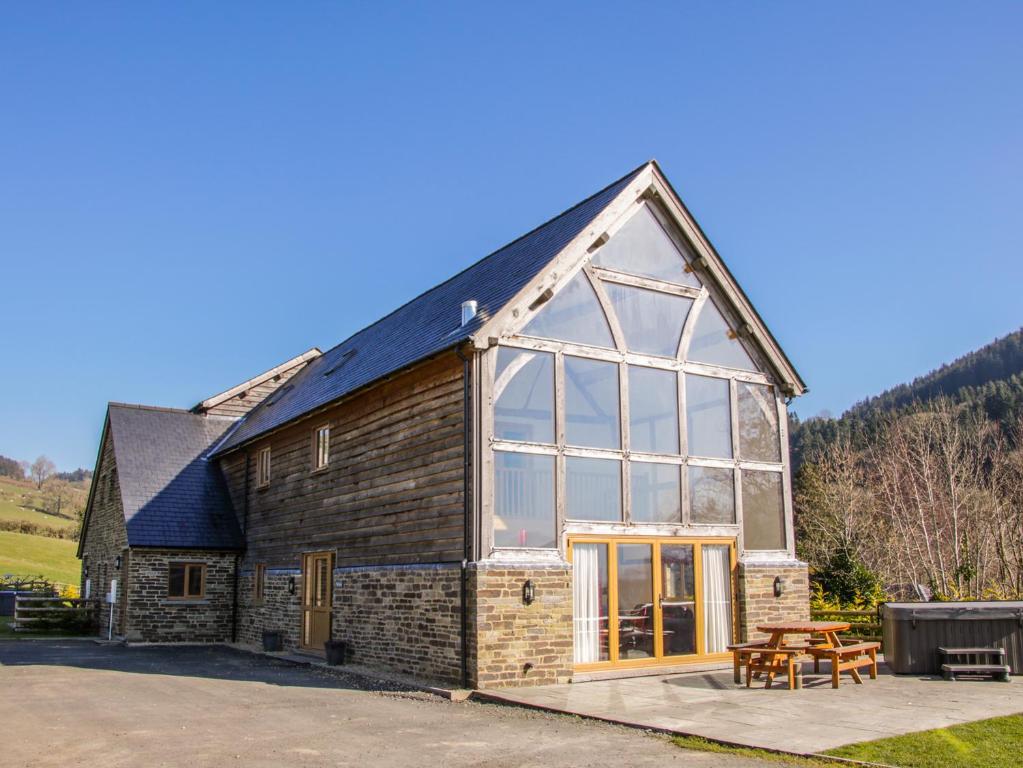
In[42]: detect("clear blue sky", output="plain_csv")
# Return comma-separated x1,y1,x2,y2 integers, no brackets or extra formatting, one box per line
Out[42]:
1,3,1021,470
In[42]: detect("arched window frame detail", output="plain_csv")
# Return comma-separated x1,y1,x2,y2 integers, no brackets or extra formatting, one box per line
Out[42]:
486,197,793,562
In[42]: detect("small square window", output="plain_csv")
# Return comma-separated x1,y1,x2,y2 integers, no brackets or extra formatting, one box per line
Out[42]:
168,563,205,599
257,446,271,487
313,425,330,470
253,563,266,603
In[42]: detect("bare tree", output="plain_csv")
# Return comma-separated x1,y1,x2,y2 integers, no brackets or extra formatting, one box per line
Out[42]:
30,456,56,489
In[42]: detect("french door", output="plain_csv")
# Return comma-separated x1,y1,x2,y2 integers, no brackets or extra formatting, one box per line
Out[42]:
569,536,736,669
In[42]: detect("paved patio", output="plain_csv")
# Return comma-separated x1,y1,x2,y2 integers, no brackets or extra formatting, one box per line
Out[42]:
477,660,1023,755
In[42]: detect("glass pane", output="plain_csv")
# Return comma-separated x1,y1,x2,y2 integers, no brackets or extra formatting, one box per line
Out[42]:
617,544,654,660
738,383,781,462
493,451,556,548
661,544,696,656
522,272,614,348
630,462,681,524
686,374,732,458
187,566,203,597
565,356,620,449
702,544,733,654
687,299,756,371
591,205,701,286
566,457,621,521
494,348,554,444
742,470,786,550
168,564,185,597
688,465,735,524
604,282,692,357
573,543,610,663
629,366,679,454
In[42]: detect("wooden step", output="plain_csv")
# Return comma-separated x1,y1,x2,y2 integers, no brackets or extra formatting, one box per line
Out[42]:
938,647,1005,657
941,663,1011,682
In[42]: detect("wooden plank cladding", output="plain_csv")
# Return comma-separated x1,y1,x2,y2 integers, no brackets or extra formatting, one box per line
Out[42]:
221,352,466,569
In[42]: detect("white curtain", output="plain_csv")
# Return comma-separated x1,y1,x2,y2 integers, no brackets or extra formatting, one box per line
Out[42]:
702,545,732,654
573,544,601,664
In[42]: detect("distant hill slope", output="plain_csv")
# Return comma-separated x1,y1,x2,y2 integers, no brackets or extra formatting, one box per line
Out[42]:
844,327,1023,419
792,327,1023,468
0,477,82,586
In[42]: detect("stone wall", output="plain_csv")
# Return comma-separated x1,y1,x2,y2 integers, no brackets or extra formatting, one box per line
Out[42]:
78,428,127,638
123,549,236,643
236,568,304,650
737,561,810,641
468,563,573,689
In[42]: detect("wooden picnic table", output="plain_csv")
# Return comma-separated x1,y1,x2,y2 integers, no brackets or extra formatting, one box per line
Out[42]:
745,621,851,690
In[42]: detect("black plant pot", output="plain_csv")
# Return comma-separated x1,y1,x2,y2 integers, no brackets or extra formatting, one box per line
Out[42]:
324,640,346,666
262,630,283,652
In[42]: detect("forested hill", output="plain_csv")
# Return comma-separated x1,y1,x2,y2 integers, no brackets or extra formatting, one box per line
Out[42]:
791,327,1023,468
844,327,1023,419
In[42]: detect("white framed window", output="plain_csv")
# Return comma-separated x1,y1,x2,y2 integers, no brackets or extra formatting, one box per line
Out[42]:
313,425,330,470
257,446,271,488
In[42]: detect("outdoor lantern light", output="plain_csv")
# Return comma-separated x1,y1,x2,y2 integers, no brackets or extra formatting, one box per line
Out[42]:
773,576,784,598
522,579,535,605
114,555,121,570
288,576,296,595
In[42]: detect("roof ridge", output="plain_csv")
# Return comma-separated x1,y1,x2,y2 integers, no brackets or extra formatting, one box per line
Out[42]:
312,160,653,360
109,402,238,421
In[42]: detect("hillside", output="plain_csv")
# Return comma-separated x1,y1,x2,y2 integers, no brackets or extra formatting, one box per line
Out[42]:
792,327,1023,468
0,477,82,586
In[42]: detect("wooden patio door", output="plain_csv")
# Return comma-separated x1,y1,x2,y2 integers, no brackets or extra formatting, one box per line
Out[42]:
301,551,333,651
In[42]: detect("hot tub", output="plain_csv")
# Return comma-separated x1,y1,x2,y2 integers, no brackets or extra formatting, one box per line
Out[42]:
881,601,1023,675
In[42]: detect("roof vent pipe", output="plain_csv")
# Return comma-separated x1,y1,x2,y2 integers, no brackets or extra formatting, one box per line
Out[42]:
461,300,478,326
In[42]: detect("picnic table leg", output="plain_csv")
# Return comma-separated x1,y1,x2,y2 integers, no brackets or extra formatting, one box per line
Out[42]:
869,647,877,679
787,656,796,690
849,668,863,685
831,659,840,689
733,650,741,684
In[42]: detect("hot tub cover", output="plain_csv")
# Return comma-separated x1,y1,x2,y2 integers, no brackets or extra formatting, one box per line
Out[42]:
882,601,1023,621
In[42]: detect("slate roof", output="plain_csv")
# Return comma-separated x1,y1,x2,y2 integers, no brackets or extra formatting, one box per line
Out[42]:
213,162,647,455
107,403,243,549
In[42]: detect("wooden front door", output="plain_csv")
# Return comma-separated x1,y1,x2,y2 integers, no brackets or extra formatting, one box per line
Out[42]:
301,551,333,651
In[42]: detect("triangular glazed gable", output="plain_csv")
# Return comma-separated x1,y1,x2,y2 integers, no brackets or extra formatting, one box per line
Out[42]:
477,162,804,394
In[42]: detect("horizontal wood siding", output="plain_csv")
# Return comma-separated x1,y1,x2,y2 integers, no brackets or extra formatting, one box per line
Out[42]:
202,360,311,418
222,353,465,568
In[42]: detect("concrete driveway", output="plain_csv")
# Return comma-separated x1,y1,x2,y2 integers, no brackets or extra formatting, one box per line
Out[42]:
0,641,775,768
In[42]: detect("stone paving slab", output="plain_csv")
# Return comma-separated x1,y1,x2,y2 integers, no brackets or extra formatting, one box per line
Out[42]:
477,661,1023,754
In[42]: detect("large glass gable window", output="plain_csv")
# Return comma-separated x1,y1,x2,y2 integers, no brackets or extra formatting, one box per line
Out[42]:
687,299,756,371
494,348,554,444
493,200,789,554
591,204,700,287
522,272,614,348
604,283,693,357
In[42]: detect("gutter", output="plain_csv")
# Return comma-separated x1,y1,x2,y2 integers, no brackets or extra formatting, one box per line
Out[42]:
231,452,250,644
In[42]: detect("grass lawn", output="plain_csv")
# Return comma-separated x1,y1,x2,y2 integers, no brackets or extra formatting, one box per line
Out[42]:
825,714,1023,767
673,714,1023,767
0,530,80,585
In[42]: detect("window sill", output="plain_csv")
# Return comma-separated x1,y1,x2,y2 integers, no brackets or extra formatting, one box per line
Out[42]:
163,599,209,606
310,466,330,476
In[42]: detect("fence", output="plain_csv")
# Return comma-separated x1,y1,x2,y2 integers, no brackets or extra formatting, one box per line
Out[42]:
810,608,882,644
13,595,96,634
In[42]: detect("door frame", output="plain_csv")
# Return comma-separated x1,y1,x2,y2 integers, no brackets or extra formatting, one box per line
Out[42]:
567,535,737,672
300,550,334,652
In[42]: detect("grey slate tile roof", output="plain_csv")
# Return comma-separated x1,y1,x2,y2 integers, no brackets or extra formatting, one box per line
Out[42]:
214,163,646,455
108,403,243,549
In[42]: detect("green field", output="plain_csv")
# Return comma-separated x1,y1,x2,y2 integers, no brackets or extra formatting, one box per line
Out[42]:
0,530,80,585
0,478,78,531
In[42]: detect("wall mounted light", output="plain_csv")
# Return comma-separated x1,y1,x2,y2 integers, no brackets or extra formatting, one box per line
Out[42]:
288,576,296,595
522,579,535,606
773,576,785,598
114,555,122,570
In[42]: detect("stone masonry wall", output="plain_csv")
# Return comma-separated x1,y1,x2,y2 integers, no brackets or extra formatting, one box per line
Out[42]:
334,564,462,684
469,564,573,689
737,562,810,642
237,569,303,651
78,428,127,638
124,549,236,643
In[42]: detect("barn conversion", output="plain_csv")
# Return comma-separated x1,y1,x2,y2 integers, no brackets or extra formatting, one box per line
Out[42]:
77,161,809,688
